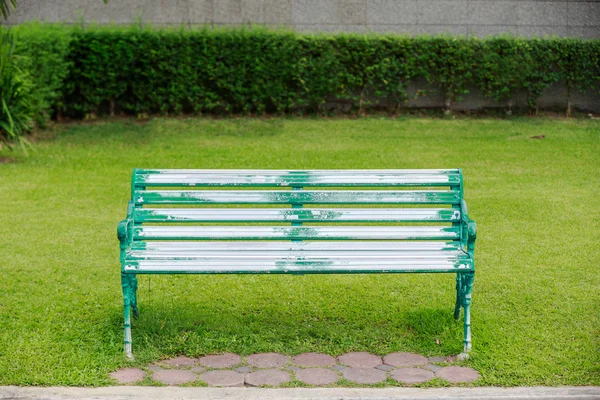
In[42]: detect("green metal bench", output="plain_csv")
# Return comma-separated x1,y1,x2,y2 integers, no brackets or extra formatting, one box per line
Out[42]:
118,169,476,359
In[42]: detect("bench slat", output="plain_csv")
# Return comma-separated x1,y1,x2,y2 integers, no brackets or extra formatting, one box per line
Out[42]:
135,208,460,222
128,250,468,259
137,169,459,173
124,257,472,274
135,169,460,188
134,226,460,240
134,190,460,205
130,241,463,251
136,171,460,187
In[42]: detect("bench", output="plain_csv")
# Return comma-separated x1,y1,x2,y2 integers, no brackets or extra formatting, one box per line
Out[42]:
117,169,476,359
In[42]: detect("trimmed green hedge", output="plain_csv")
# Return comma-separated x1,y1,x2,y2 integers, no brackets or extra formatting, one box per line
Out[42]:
13,24,600,118
12,23,73,126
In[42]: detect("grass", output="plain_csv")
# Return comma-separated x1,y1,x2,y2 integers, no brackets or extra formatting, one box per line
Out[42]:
0,116,599,386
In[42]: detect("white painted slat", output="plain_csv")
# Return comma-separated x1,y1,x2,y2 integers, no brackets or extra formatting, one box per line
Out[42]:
134,226,460,240
135,208,461,222
124,258,473,273
128,250,468,259
134,190,460,204
131,241,463,251
135,169,461,186
137,169,459,173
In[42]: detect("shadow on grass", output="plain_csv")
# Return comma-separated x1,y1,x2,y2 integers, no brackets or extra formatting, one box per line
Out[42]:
105,301,464,358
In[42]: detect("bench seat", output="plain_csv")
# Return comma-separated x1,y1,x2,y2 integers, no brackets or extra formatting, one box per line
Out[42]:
125,241,472,274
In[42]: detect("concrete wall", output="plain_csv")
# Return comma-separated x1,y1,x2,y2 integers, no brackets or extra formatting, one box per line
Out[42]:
7,0,600,38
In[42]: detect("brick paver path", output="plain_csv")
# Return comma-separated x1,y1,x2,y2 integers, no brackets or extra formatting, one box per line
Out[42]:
199,370,245,387
152,370,196,385
246,353,290,368
109,368,145,384
198,353,242,368
245,369,290,387
435,366,481,383
295,368,340,385
342,367,387,384
292,352,336,367
109,351,480,387
383,352,428,367
390,368,435,384
338,352,382,368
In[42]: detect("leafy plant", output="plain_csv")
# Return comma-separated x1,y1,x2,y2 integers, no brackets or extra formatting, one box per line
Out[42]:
8,24,600,118
472,37,529,112
0,0,16,20
553,39,600,116
0,28,33,151
414,36,476,113
13,23,73,126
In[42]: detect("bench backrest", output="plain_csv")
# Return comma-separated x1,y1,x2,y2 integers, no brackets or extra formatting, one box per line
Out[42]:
122,169,469,250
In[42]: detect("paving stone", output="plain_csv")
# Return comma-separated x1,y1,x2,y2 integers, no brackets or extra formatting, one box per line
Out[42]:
375,364,395,372
109,368,145,384
423,364,442,372
191,366,206,373
245,369,291,387
428,356,446,363
234,366,254,374
246,353,290,368
284,365,301,372
198,353,242,368
332,364,348,372
436,366,481,383
295,368,339,386
342,367,387,384
338,352,382,368
199,370,245,387
148,365,163,372
383,352,428,367
293,352,336,367
161,355,197,367
152,369,197,385
390,368,434,384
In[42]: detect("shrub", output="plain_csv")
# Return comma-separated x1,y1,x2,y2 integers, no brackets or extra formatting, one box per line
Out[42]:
12,22,72,126
472,37,530,108
415,36,476,111
553,39,600,115
0,28,33,151
10,25,600,118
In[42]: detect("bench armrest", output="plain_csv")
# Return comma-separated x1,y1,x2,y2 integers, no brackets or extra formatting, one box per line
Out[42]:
118,201,135,246
117,219,130,244
460,217,476,258
465,219,476,246
118,218,132,268
460,199,476,255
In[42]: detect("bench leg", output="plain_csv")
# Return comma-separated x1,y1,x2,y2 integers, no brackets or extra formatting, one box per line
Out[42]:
461,272,475,353
121,273,134,360
454,274,462,320
129,275,139,318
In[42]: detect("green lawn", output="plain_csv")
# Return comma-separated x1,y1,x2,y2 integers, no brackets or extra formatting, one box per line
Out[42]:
0,117,599,386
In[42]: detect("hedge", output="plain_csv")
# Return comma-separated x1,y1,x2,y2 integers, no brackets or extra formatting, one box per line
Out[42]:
12,23,600,119
12,23,73,126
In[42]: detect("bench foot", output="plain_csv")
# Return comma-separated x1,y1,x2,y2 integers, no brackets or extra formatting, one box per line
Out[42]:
123,303,134,360
125,347,134,360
